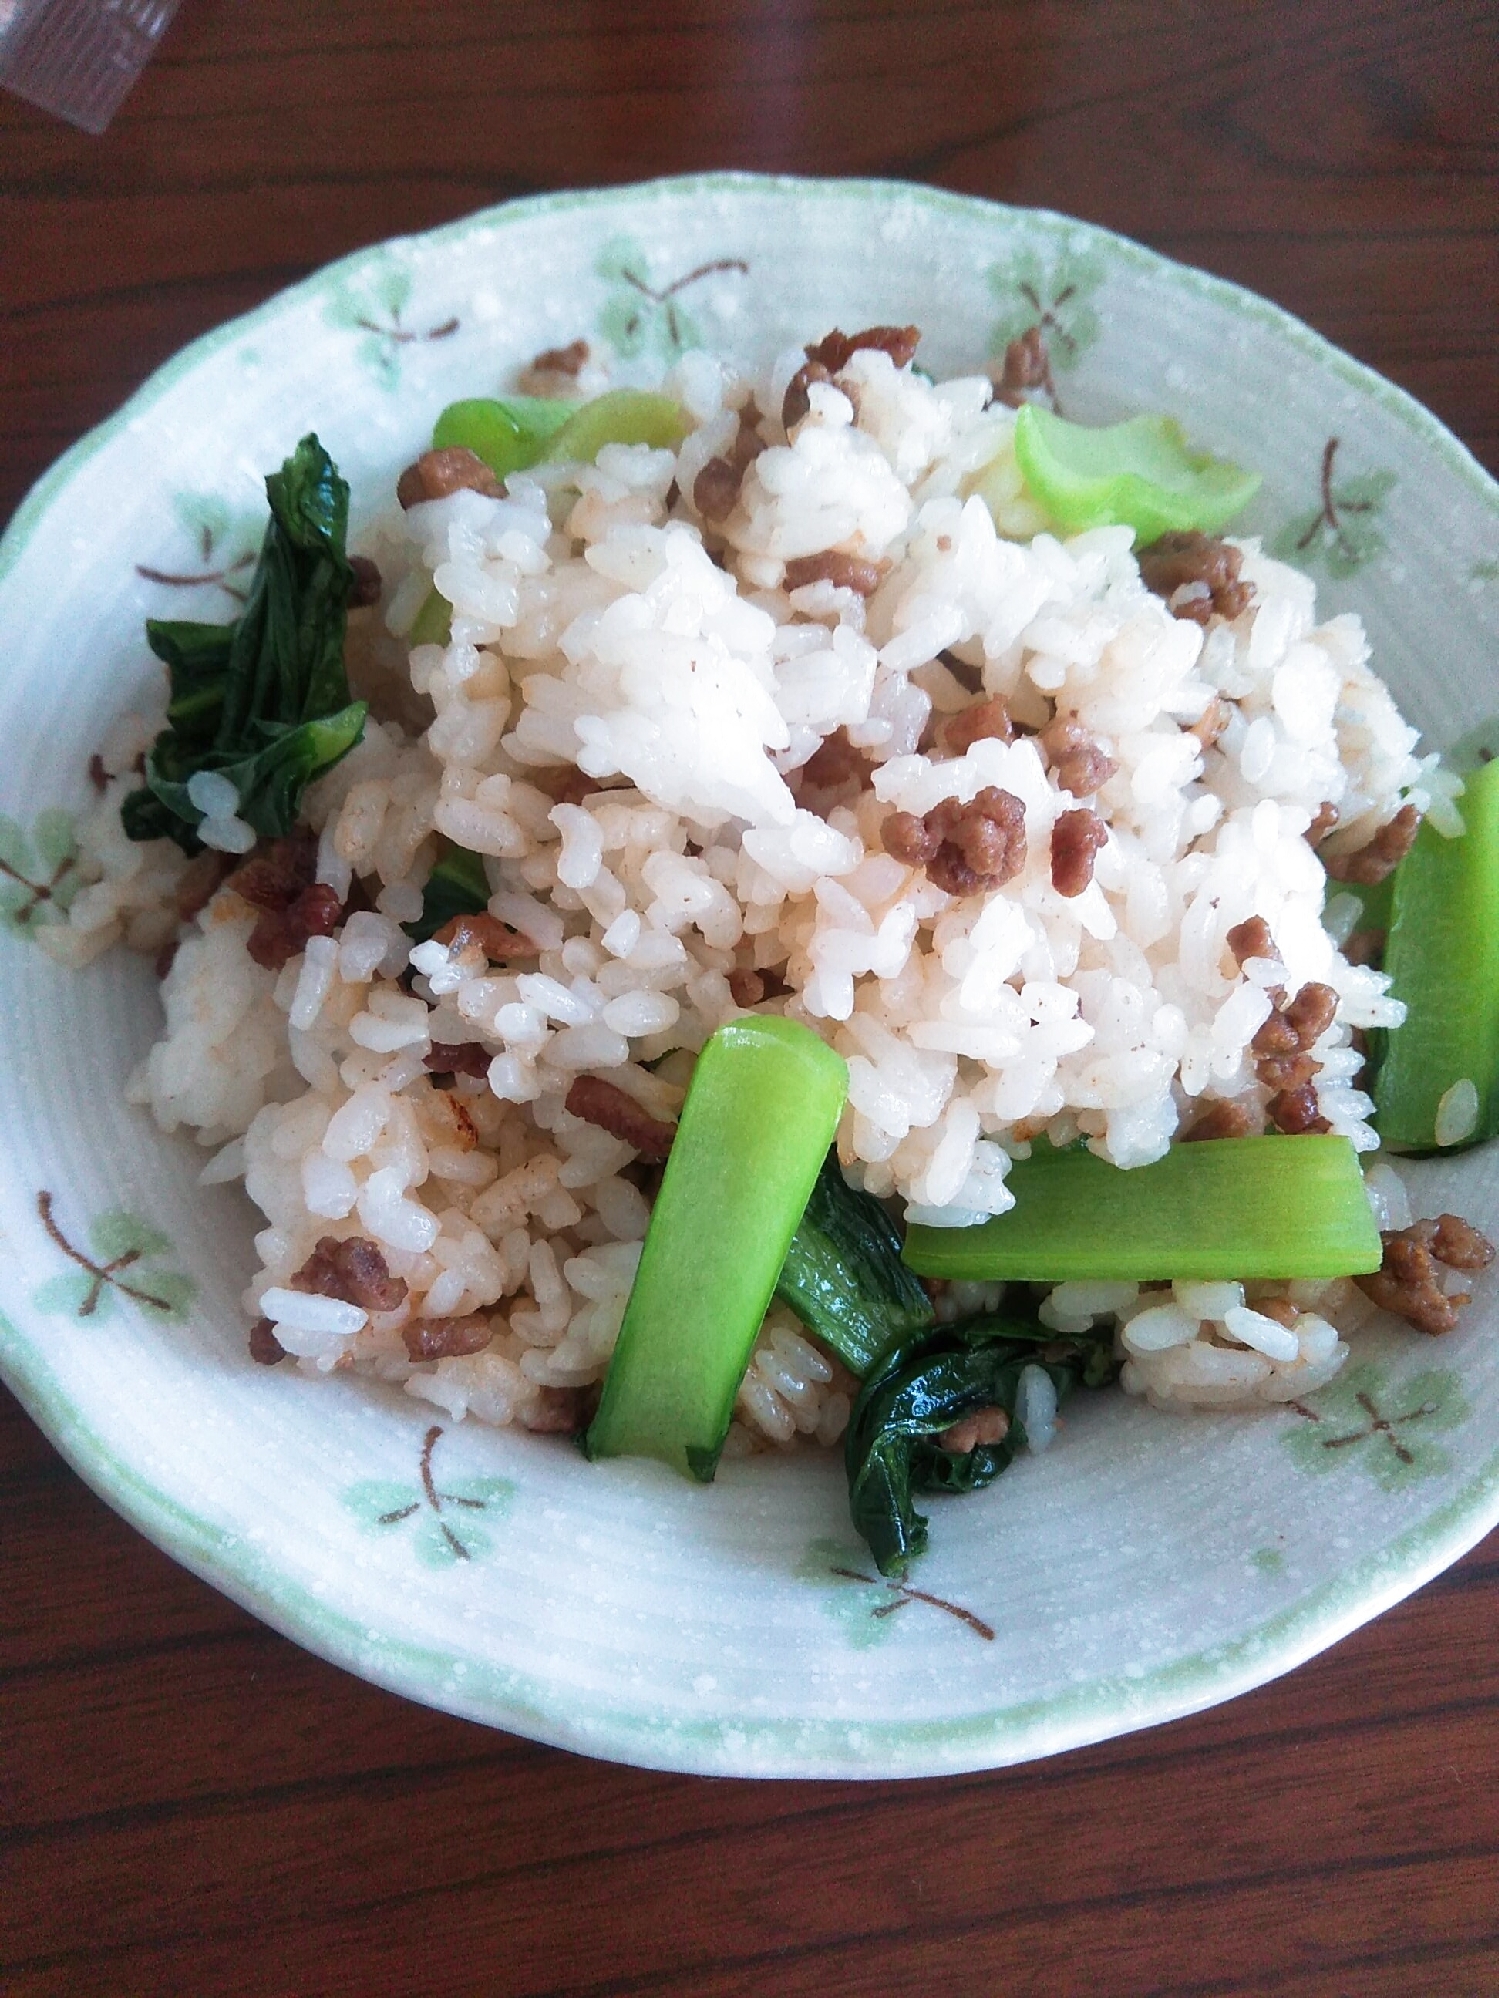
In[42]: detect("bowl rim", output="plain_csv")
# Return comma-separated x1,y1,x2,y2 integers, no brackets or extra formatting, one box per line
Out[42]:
2,170,1497,1779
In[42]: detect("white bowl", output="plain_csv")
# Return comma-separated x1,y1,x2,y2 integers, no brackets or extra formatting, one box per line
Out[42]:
1,174,1495,1778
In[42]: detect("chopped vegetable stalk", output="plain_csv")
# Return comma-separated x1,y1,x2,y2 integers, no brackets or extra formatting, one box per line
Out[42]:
1013,404,1261,544
1374,757,1499,1152
775,1151,933,1376
408,585,453,648
403,838,490,945
845,1314,1112,1575
585,1018,848,1480
542,389,689,464
122,435,367,852
902,1136,1381,1282
431,396,578,480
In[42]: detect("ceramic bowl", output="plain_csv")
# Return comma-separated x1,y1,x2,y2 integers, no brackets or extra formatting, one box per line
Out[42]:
2,174,1496,1778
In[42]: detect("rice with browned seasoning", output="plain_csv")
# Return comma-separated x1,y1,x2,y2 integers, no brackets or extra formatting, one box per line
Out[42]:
47,333,1461,1448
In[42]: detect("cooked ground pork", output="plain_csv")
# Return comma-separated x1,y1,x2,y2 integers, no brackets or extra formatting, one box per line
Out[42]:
396,446,502,509
1138,531,1254,625
565,1074,677,1158
1323,802,1422,885
989,326,1053,409
883,787,1028,897
1039,714,1118,797
1181,1100,1264,1141
403,1312,495,1362
783,551,885,595
1356,1217,1496,1334
290,1235,409,1313
940,695,1014,757
1050,808,1108,897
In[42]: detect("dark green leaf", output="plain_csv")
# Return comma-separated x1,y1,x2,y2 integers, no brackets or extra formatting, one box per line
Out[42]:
775,1152,934,1376
127,436,365,851
145,703,368,844
844,1313,1114,1575
120,786,196,848
403,838,491,944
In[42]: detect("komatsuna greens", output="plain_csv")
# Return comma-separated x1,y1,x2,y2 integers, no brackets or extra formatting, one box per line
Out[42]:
844,1313,1117,1576
122,435,367,852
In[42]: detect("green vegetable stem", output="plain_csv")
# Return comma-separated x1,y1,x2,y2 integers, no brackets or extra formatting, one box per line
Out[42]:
431,396,579,480
1013,405,1260,543
122,435,367,851
902,1136,1381,1282
427,389,687,489
775,1151,934,1376
845,1314,1112,1575
585,1017,848,1481
541,390,689,464
1374,756,1499,1152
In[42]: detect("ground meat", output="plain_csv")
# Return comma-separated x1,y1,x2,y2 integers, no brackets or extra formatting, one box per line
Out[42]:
1343,928,1385,968
1039,715,1117,797
175,847,235,922
1181,1099,1264,1141
1256,1297,1301,1329
884,788,1028,897
1256,1052,1319,1094
781,361,831,432
940,696,1014,756
799,729,872,794
1322,803,1421,885
1354,1216,1495,1334
224,833,345,972
938,1406,1010,1454
782,325,921,427
1050,809,1108,897
692,400,766,521
782,551,885,595
564,1074,677,1158
225,831,318,912
402,1312,494,1362
1137,531,1254,624
432,912,539,962
396,447,502,509
1429,1214,1496,1270
290,1235,409,1313
525,1386,592,1435
692,456,744,523
1226,915,1278,967
424,1041,492,1079
1267,1082,1332,1135
248,882,343,972
248,1318,288,1365
1306,801,1339,847
989,326,1052,408
807,324,921,374
523,335,591,389
1284,982,1339,1046
346,554,382,608
1252,981,1337,1070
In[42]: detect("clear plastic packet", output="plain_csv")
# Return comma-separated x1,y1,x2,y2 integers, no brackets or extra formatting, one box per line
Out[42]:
0,0,183,134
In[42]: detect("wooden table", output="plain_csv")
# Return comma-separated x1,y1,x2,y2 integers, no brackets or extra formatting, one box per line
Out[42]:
3,4,1496,1990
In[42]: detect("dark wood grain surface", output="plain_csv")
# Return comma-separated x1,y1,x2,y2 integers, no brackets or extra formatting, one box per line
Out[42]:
3,4,1497,1991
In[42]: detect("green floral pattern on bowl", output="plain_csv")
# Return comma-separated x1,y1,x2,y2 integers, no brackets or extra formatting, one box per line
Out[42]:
0,175,1495,1777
